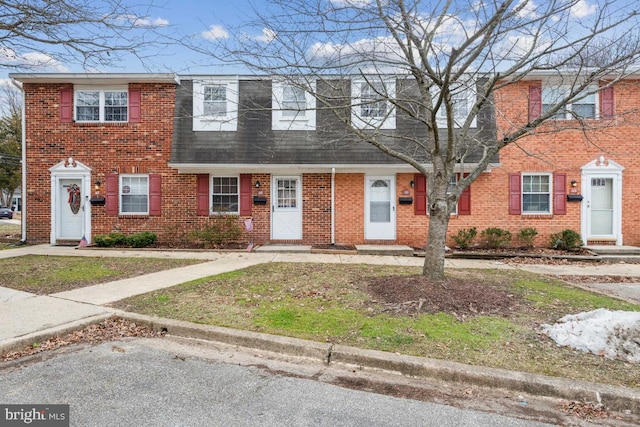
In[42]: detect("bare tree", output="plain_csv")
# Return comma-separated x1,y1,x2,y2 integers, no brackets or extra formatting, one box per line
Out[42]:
0,0,168,70
0,85,21,207
196,0,640,280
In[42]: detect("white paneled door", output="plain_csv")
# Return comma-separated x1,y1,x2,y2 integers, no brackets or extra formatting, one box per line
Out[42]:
271,176,302,240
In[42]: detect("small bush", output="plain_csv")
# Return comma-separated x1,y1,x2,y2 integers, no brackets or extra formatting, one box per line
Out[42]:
125,231,157,248
189,215,243,247
480,227,512,249
451,227,477,249
550,229,583,251
94,232,127,247
517,227,538,248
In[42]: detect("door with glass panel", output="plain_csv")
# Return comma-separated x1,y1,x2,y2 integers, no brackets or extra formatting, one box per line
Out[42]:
365,176,396,240
271,176,302,240
587,176,615,238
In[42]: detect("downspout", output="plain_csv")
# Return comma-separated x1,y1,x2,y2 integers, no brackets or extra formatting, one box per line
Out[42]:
11,78,26,243
331,167,335,245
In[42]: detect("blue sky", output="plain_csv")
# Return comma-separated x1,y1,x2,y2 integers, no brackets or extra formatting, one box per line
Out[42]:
2,0,636,80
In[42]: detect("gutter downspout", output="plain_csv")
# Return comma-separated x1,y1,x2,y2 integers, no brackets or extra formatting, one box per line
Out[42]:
331,167,335,245
10,78,26,243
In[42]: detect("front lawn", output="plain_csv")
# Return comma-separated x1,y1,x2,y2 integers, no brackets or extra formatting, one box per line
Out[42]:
0,255,204,294
111,262,640,389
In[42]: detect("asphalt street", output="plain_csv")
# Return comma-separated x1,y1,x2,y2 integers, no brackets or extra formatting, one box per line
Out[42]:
0,339,552,427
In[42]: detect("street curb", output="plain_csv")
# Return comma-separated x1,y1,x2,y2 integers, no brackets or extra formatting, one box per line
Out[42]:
0,313,113,355
116,311,640,414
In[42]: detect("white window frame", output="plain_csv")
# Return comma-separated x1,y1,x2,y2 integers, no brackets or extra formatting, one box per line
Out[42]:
119,174,149,215
351,78,395,130
272,80,316,130
74,86,128,123
211,176,240,214
522,173,552,215
434,84,477,128
193,78,239,131
542,85,598,120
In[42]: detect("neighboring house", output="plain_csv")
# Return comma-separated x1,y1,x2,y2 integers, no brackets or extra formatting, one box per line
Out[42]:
10,72,640,248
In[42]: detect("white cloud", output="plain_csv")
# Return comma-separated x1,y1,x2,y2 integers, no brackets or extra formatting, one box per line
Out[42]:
515,0,539,19
329,0,372,6
570,0,597,18
132,17,169,27
0,48,68,72
118,14,169,28
201,24,229,41
255,28,277,43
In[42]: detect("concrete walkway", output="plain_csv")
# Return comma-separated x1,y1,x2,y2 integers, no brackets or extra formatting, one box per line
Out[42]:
2,244,640,414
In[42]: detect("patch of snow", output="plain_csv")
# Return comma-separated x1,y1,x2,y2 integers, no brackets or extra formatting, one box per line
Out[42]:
541,308,640,363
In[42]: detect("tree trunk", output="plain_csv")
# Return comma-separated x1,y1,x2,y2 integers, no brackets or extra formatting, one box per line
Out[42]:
422,199,451,281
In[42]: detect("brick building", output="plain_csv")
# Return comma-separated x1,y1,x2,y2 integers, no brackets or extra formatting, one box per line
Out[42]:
9,72,640,248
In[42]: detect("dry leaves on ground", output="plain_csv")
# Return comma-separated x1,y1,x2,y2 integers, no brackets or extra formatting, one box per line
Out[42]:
1,317,163,362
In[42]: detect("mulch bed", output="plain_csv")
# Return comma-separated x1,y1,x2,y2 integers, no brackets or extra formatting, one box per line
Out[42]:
367,275,520,317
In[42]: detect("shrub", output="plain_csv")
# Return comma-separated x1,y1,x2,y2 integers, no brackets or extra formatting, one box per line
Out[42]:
550,229,583,251
188,215,243,247
125,231,157,248
517,227,538,248
451,227,477,249
480,227,512,249
94,232,127,247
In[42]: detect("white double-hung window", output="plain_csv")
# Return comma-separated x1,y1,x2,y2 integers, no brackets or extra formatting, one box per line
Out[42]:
542,86,597,120
211,176,239,214
75,88,128,122
193,78,239,131
434,82,476,128
272,80,316,130
120,174,149,215
522,173,551,214
351,78,395,130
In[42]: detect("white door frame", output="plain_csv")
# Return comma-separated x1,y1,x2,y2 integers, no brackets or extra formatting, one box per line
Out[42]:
364,175,396,240
580,157,624,245
49,158,92,245
271,175,302,240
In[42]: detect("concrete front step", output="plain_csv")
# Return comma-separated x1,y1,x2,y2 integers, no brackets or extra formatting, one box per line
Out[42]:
355,245,414,257
586,245,640,256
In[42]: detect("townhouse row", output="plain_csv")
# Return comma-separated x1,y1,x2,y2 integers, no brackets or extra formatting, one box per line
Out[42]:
9,72,639,248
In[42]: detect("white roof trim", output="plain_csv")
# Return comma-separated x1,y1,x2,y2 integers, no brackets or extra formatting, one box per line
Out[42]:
9,73,179,85
168,162,495,174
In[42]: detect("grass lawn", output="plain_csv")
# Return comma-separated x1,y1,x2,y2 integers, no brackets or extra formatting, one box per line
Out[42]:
112,262,640,389
0,255,204,294
0,222,20,249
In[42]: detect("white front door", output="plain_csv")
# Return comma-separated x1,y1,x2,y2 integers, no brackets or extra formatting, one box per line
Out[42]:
271,176,302,240
365,176,396,240
586,176,616,240
57,178,85,240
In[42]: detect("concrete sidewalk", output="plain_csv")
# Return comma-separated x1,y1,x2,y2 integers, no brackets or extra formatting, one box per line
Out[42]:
1,245,640,415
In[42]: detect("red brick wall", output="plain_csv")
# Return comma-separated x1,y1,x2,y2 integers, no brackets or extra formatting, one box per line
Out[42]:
23,82,184,243
301,173,332,244
490,79,640,246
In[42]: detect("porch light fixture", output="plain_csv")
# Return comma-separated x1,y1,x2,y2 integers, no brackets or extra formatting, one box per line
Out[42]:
255,181,261,188
94,180,101,195
570,180,577,188
410,180,415,188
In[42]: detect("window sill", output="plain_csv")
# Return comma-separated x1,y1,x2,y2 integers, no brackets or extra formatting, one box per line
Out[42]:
521,213,553,219
118,214,150,218
73,121,130,126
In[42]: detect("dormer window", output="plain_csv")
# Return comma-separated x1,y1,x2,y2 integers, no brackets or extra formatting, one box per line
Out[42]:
193,78,239,131
351,78,395,130
272,80,316,130
282,86,306,117
203,85,227,116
